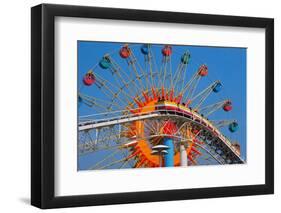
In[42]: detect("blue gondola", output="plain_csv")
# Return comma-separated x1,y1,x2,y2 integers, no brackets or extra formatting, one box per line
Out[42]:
181,52,191,64
78,96,83,108
229,122,239,132
141,44,149,55
99,57,111,69
213,82,222,93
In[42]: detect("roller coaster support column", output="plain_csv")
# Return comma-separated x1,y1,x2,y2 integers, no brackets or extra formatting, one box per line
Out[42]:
164,137,174,167
180,143,188,167
151,145,169,167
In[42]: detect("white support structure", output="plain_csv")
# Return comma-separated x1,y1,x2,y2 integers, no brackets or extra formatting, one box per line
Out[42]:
180,144,188,167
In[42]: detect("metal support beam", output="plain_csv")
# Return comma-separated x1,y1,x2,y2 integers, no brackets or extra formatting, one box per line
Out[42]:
164,137,174,167
180,143,188,167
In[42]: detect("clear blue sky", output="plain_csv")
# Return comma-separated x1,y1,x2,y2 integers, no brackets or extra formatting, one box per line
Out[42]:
78,41,247,170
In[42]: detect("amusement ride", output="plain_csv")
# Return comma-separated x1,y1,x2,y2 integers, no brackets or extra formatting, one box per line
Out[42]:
78,43,244,170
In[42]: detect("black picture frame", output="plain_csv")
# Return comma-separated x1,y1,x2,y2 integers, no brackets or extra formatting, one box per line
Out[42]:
31,3,274,209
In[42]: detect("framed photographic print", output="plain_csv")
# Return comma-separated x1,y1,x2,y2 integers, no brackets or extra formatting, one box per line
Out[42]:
31,4,274,209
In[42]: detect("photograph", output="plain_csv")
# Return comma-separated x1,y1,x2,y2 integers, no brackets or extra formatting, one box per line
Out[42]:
77,41,246,170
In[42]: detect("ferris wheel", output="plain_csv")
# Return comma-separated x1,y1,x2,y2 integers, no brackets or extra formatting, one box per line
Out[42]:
78,43,244,170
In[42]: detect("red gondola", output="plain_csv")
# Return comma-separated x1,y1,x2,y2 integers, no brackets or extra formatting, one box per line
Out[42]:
162,45,172,56
223,100,232,111
119,45,131,58
83,71,95,86
198,64,208,76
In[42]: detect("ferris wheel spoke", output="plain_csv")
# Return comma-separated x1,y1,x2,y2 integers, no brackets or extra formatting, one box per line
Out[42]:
180,72,201,100
106,55,143,95
143,45,157,89
118,148,137,168
210,119,237,128
110,72,136,98
96,74,134,104
92,78,129,108
174,64,188,96
79,93,124,113
161,57,169,89
94,155,130,170
164,54,173,92
118,45,147,91
88,148,124,170
199,99,231,117
130,50,151,90
187,76,201,101
188,80,221,110
178,65,207,103
172,63,182,89
95,71,133,100
176,52,190,95
150,47,162,89
118,157,131,169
